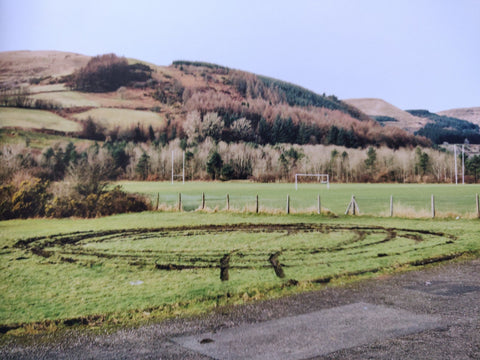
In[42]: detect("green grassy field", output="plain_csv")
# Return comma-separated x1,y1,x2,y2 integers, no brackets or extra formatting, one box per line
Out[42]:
0,107,81,132
73,108,165,131
118,181,480,218
0,129,95,149
30,90,100,108
1,209,479,335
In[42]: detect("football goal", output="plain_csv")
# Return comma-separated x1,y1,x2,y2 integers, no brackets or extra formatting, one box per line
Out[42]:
295,173,329,190
171,151,185,184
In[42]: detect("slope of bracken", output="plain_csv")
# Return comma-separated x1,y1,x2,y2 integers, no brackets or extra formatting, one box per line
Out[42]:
0,51,428,148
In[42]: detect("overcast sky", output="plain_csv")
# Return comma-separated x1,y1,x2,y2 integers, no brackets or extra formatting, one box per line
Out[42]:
1,0,479,112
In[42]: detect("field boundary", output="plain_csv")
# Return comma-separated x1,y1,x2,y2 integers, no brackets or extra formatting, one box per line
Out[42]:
153,191,480,219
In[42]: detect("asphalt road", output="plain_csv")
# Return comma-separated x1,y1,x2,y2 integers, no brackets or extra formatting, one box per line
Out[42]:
1,259,479,359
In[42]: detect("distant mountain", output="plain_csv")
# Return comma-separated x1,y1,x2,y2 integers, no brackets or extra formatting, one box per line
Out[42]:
0,51,427,148
437,107,480,127
407,109,480,144
343,98,429,132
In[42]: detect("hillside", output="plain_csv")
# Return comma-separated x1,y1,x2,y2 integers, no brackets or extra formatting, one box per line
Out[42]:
343,98,429,132
437,107,480,127
2,51,480,185
0,50,90,85
0,50,426,149
407,109,480,144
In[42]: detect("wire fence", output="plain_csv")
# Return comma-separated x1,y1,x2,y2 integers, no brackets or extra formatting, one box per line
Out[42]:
152,191,480,219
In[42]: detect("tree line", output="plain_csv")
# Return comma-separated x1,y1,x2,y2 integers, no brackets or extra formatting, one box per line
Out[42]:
3,138,478,187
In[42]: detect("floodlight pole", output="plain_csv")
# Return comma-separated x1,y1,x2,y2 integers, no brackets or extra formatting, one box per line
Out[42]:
454,145,458,185
183,151,185,185
462,144,465,185
171,150,174,185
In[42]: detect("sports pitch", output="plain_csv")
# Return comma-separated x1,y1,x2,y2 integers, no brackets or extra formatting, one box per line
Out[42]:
119,181,480,217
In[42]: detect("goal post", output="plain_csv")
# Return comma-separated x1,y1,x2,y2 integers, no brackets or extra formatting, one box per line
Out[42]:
171,150,185,185
295,174,329,190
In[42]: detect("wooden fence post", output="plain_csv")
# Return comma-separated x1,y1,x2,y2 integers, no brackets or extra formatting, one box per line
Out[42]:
345,195,359,215
476,193,479,218
156,192,159,210
256,194,259,213
286,194,290,214
201,192,205,210
345,196,352,215
431,194,435,218
390,195,393,217
226,193,230,211
317,195,321,214
178,193,182,212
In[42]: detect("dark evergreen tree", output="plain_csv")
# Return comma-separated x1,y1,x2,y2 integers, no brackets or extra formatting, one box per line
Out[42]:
63,142,78,167
327,126,339,145
257,117,271,145
365,147,377,171
148,125,155,142
206,151,223,180
466,155,480,183
136,152,150,180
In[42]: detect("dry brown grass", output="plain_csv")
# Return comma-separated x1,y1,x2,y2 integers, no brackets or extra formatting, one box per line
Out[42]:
344,98,429,132
379,202,478,219
0,50,90,83
83,88,160,109
72,108,165,131
438,107,480,127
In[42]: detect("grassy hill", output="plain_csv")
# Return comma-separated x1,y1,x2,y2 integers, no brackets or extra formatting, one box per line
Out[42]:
0,50,426,149
343,98,429,132
2,51,480,189
438,107,480,127
0,50,90,84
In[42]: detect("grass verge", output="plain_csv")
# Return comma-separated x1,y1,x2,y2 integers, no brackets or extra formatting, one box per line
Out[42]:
1,211,479,336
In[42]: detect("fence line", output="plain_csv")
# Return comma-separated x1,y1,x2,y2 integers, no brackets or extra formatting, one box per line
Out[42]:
156,192,480,218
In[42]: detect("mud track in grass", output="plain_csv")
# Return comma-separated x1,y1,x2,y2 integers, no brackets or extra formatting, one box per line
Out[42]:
13,223,458,281
2,223,467,336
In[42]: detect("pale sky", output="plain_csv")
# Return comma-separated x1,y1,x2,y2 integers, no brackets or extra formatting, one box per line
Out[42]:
1,0,479,112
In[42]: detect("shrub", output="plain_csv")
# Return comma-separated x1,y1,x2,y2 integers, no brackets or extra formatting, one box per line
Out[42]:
0,183,14,219
220,163,235,180
45,197,86,218
69,54,153,93
46,186,148,218
96,186,148,216
10,178,50,218
79,117,106,141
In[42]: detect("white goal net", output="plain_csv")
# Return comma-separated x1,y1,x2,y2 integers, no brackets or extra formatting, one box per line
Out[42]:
295,174,329,190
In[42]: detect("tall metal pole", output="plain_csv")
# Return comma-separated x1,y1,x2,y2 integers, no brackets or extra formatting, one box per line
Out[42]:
454,145,458,185
462,144,465,185
171,150,174,185
183,151,185,185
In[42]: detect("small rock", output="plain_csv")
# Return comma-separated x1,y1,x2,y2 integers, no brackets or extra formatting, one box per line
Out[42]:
129,280,144,285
